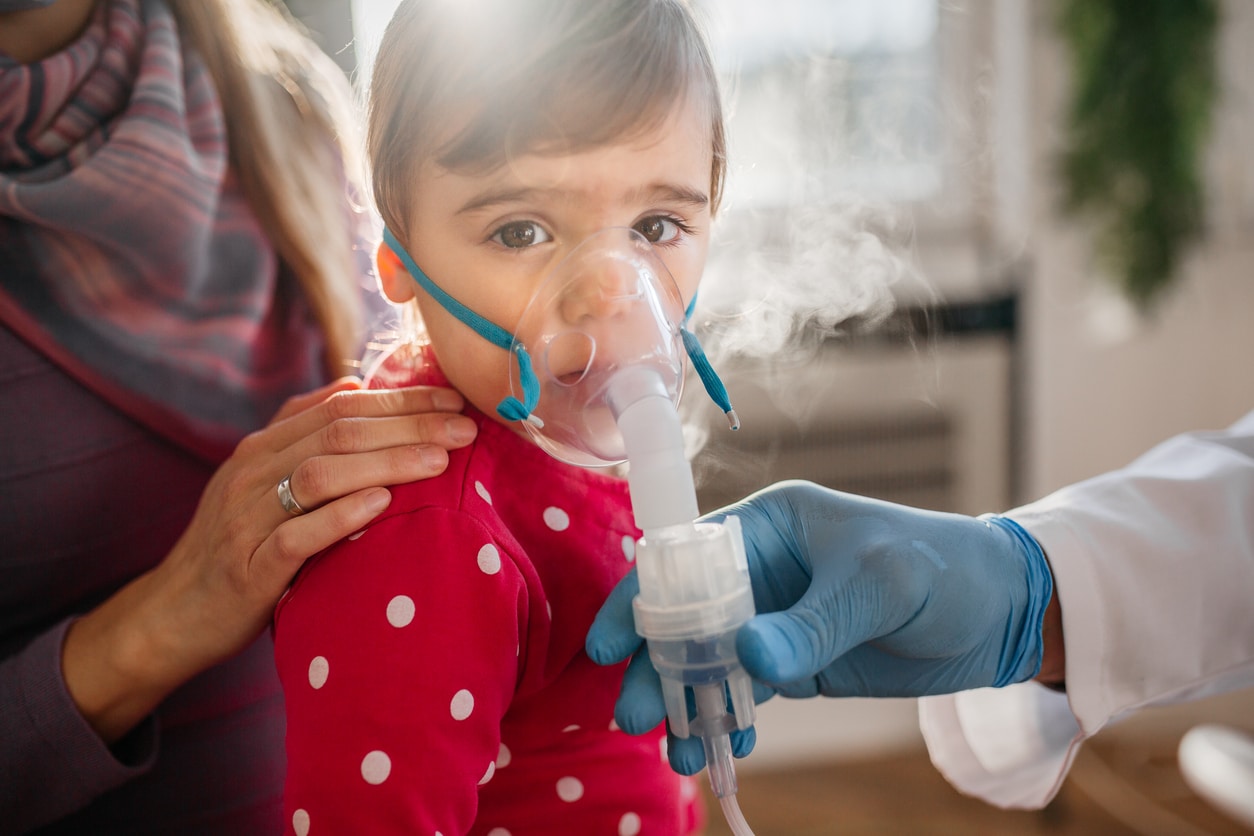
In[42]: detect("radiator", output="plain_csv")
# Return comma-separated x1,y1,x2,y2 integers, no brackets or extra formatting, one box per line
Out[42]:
692,333,1013,517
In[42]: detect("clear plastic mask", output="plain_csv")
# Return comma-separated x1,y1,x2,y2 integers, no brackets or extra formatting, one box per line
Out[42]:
509,227,687,466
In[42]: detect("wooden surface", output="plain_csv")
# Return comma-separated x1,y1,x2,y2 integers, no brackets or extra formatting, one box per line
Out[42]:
697,733,1254,835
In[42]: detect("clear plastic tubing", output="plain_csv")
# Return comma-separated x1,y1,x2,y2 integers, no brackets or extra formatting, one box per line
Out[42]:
608,367,757,836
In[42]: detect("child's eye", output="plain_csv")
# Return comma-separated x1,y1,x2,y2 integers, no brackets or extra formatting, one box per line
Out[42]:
491,221,551,249
634,216,686,244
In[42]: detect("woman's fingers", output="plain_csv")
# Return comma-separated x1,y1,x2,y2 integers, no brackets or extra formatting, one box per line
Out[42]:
270,409,477,516
308,410,478,459
280,440,455,515
257,487,395,592
269,376,364,424
258,384,469,455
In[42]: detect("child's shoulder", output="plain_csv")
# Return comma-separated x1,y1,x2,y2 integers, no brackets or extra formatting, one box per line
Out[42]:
274,447,519,628
372,413,513,539
360,340,508,517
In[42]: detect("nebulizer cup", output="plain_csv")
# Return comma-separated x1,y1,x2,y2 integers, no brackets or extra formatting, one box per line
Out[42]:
509,228,758,835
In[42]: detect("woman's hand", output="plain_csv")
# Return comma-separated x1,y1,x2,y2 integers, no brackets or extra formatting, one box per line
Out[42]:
62,379,478,743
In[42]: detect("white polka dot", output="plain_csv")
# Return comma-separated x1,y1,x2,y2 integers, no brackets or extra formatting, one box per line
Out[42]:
660,736,669,762
621,535,636,561
450,689,475,720
477,543,501,575
292,809,310,836
361,750,391,784
386,595,415,628
475,480,492,504
307,656,329,689
562,724,580,733
556,776,584,802
479,761,496,785
348,529,367,541
487,829,511,836
543,506,570,531
497,742,512,768
680,776,698,801
609,718,620,732
619,812,642,836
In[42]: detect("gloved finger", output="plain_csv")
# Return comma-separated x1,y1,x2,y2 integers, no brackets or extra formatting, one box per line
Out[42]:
586,568,642,665
732,725,757,758
614,647,668,735
736,549,924,686
736,605,841,686
771,678,823,700
667,729,707,776
667,724,757,776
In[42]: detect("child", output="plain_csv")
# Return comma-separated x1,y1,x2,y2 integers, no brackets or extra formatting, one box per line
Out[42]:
273,0,729,832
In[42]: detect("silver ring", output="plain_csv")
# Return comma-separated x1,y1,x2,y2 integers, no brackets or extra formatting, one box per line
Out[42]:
277,474,306,516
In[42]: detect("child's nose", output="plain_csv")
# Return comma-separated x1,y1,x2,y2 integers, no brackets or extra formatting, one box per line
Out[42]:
558,263,644,324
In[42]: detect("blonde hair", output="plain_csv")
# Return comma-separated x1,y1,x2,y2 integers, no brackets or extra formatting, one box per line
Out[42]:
172,0,366,376
368,0,726,251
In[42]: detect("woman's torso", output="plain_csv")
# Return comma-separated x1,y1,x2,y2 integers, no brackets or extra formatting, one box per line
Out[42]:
0,322,287,834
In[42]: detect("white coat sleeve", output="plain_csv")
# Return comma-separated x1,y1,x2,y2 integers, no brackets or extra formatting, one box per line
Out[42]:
917,409,1254,808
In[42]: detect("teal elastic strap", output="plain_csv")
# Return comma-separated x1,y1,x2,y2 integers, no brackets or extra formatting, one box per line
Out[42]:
382,228,542,426
382,227,734,430
683,294,739,430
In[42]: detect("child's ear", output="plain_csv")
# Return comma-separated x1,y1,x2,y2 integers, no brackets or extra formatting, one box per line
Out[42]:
377,240,415,304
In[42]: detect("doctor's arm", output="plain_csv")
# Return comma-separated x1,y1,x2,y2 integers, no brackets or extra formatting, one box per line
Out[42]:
588,409,1254,807
925,408,1254,807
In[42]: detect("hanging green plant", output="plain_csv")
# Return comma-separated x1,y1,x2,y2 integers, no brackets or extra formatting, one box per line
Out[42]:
1056,0,1219,310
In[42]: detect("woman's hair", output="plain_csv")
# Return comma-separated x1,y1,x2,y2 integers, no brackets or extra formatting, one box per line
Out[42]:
368,0,726,249
171,0,366,375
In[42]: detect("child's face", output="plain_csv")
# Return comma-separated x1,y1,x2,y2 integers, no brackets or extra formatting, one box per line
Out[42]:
388,100,714,430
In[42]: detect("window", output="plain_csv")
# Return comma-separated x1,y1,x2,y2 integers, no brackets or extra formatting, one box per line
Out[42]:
697,0,942,206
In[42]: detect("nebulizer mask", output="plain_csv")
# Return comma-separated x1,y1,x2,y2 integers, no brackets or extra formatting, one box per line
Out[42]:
382,225,759,835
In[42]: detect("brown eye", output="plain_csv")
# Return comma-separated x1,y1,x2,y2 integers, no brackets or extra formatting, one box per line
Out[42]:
498,223,534,248
634,216,681,244
492,221,549,249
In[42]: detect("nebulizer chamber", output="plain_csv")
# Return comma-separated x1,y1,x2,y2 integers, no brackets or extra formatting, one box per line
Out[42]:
510,229,757,832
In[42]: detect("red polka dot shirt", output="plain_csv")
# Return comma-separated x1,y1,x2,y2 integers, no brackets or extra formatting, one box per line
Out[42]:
274,361,703,835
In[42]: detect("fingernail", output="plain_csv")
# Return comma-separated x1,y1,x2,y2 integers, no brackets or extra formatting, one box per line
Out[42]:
433,389,464,411
364,488,391,514
420,446,449,470
446,417,477,444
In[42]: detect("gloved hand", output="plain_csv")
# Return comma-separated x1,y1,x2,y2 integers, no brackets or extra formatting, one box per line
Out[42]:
586,480,1053,774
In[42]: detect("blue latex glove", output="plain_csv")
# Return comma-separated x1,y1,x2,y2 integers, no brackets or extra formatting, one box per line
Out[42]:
586,480,1053,774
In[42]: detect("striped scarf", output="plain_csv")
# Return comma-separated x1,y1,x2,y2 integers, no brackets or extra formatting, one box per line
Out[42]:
0,0,327,462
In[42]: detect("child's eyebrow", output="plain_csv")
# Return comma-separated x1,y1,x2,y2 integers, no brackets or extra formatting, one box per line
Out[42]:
638,183,710,209
456,182,709,215
456,187,538,215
